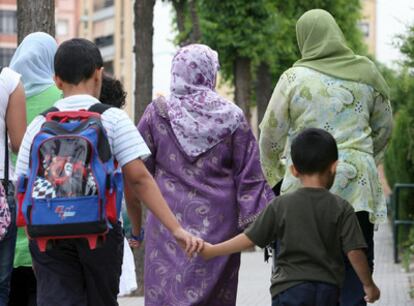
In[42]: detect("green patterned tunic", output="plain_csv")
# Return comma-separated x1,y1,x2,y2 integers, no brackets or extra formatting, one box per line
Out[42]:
259,67,393,223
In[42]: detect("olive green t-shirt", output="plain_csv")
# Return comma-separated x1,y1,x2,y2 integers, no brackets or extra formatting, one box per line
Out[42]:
245,187,367,298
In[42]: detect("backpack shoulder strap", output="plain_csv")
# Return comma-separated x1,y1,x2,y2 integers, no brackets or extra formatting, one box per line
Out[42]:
41,107,59,117
88,103,113,162
88,103,112,115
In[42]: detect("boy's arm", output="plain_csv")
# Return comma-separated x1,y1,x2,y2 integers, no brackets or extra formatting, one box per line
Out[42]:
347,249,380,303
122,159,203,256
202,233,255,260
124,179,142,248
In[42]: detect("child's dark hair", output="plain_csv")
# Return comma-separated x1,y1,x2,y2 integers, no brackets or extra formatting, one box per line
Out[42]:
54,38,103,85
99,73,127,109
291,128,338,174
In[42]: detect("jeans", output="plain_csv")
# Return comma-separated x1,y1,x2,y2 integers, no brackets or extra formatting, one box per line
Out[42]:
340,211,374,306
272,282,339,306
0,186,17,306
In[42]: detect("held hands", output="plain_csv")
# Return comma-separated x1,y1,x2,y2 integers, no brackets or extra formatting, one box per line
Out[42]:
128,228,144,249
364,283,380,303
128,238,141,248
173,227,204,257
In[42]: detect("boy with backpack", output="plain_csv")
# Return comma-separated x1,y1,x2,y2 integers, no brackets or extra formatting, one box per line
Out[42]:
201,128,380,306
15,38,203,306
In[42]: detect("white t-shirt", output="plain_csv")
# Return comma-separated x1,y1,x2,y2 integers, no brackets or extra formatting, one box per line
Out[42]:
15,94,151,178
0,67,21,179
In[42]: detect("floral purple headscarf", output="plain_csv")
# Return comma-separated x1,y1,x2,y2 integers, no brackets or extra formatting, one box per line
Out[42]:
166,44,243,157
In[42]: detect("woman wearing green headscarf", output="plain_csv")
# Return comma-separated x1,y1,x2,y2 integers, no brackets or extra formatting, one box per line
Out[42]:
259,9,392,306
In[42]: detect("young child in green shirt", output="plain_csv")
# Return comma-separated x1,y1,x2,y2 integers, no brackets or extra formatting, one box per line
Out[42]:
201,128,380,305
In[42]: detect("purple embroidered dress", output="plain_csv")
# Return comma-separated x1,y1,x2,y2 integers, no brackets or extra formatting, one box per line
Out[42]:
138,44,273,306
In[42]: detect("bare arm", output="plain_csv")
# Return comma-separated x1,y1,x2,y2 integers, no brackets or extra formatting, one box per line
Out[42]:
202,233,255,260
6,82,26,153
124,179,142,236
124,179,142,248
122,159,203,255
347,249,380,303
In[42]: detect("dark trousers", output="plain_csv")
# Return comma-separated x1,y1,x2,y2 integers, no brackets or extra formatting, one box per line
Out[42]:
340,212,374,306
0,186,16,306
8,267,37,306
29,223,124,306
272,282,339,306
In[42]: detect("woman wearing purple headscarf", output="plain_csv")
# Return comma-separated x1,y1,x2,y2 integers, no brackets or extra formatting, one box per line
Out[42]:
137,44,273,305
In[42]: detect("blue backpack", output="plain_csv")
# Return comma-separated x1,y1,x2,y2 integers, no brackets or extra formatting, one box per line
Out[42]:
17,103,123,252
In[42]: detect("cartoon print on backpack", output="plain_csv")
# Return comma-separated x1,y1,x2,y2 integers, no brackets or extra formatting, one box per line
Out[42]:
33,143,98,199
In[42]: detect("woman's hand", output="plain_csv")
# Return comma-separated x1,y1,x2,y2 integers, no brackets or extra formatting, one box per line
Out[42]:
173,227,204,257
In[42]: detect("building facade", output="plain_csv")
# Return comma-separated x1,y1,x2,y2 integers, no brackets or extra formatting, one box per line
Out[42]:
360,0,377,55
79,0,134,117
0,0,80,66
0,0,17,67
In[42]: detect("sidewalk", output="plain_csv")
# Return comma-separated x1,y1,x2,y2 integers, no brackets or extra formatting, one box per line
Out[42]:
373,222,413,306
118,221,413,306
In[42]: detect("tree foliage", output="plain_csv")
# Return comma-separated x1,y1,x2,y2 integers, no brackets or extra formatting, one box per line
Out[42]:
198,1,277,80
196,0,365,80
383,22,414,248
168,0,366,122
384,22,414,187
398,24,414,68
270,0,366,77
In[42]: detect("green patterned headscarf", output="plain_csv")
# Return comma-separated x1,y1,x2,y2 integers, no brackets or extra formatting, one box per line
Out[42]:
294,9,390,99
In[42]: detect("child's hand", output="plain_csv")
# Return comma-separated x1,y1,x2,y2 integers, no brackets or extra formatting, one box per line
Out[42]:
173,227,204,257
128,239,141,249
200,242,215,260
364,283,380,303
128,228,144,248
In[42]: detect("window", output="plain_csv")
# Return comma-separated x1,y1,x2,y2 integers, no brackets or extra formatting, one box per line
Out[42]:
0,10,17,34
57,19,69,36
94,0,114,11
358,22,370,38
0,48,16,67
94,34,114,48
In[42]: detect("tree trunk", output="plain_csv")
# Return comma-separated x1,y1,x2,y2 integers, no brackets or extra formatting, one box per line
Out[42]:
171,0,186,36
255,62,274,132
16,0,55,44
133,0,155,296
188,0,201,43
234,57,252,122
134,0,155,124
